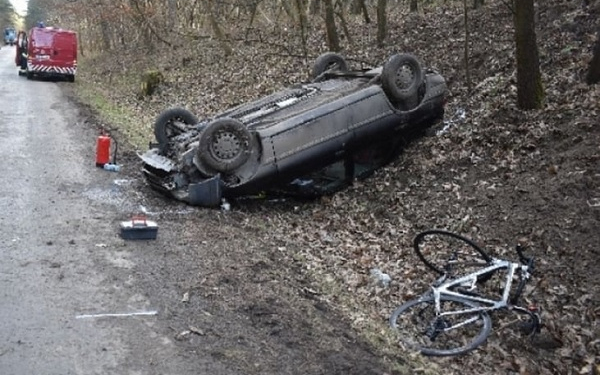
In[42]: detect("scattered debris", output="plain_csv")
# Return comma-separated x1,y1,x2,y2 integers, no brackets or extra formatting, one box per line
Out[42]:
181,292,190,303
103,163,121,172
220,199,231,211
189,326,205,336
370,268,391,288
76,311,158,319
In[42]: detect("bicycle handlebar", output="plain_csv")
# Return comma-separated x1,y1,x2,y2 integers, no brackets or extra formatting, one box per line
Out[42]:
515,244,532,266
511,244,535,305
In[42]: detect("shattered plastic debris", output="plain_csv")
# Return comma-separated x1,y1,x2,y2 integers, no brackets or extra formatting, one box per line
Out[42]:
220,199,231,211
437,108,466,135
370,268,391,288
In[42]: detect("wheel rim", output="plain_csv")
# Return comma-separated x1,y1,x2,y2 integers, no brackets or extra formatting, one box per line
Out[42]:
390,296,491,356
326,61,341,71
210,130,243,161
395,64,416,91
414,230,492,277
165,119,178,138
165,117,190,138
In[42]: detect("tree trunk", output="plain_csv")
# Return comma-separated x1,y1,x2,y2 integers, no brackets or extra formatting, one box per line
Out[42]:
361,0,371,24
514,0,544,110
350,0,361,14
324,0,340,52
308,0,320,15
100,19,111,51
350,0,370,23
586,29,600,84
167,0,176,28
376,0,387,47
410,0,418,13
281,0,297,22
335,3,353,46
209,0,233,56
463,0,472,91
295,0,308,57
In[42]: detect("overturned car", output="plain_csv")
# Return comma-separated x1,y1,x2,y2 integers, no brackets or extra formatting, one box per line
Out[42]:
140,52,447,206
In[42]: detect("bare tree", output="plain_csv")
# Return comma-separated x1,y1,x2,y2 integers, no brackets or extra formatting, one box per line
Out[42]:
324,0,340,51
410,0,418,13
350,0,370,23
208,0,232,55
167,0,176,28
376,0,387,47
0,0,16,28
514,0,544,109
334,1,353,46
586,28,600,84
295,0,308,56
463,0,472,91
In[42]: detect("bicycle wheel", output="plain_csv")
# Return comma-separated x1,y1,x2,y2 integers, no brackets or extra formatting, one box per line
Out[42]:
414,230,493,278
390,295,492,356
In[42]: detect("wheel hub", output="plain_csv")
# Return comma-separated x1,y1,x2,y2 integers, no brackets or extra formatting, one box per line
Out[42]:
211,131,242,160
395,65,415,91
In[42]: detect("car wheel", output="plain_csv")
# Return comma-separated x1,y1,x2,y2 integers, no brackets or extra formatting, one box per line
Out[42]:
26,71,33,80
197,118,252,173
381,53,424,109
311,52,348,80
154,107,199,154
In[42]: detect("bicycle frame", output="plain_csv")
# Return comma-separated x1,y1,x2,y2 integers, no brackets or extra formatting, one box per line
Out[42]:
430,258,531,319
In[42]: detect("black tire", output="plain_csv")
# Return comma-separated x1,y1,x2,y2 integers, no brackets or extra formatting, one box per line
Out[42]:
381,53,424,107
414,230,493,279
390,295,492,356
154,107,199,154
197,118,252,173
311,52,348,80
26,71,33,80
66,74,75,83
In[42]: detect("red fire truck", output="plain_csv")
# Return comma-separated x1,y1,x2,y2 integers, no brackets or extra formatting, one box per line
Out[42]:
16,25,77,82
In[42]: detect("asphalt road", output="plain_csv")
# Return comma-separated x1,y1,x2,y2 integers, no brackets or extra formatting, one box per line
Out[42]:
0,46,232,375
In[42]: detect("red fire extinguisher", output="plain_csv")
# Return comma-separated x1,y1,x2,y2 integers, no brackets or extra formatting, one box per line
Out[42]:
96,131,118,167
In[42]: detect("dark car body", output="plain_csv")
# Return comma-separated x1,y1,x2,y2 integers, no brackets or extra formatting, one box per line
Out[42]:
140,53,447,206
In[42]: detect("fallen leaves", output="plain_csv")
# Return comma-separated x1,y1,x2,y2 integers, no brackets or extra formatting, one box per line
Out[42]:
77,0,599,373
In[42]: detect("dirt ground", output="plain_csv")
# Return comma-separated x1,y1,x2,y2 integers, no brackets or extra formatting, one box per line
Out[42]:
67,0,598,374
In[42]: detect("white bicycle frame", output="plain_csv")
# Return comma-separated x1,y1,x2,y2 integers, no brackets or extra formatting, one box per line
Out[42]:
430,257,531,320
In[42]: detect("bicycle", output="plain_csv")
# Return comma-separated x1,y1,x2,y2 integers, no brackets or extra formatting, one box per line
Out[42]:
390,229,542,356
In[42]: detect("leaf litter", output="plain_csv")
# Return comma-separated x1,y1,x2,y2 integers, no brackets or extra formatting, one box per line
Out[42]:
71,0,599,373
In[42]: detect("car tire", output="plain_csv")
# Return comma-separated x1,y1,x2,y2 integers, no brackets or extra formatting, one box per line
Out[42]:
154,107,199,154
26,71,33,80
381,53,424,109
311,52,348,80
197,118,252,173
